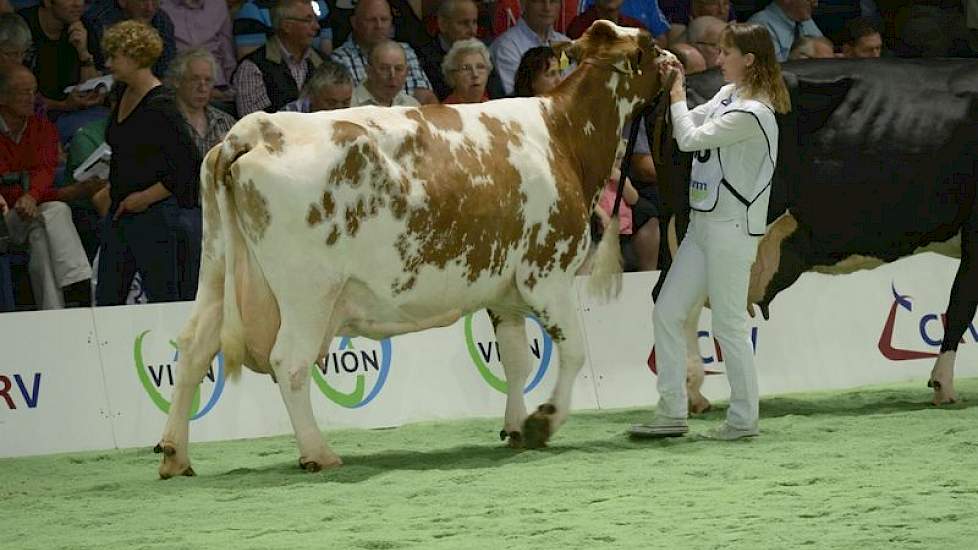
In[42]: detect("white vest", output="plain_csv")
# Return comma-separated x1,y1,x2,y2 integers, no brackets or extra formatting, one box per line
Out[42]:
688,92,778,236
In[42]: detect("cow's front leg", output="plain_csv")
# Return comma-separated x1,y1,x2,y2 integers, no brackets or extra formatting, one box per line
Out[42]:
522,296,585,448
491,310,532,448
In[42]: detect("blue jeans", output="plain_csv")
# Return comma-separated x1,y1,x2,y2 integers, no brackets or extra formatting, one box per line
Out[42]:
96,198,181,306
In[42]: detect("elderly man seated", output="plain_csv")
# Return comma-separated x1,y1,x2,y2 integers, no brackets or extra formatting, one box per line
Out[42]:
0,64,91,309
282,59,354,112
350,40,420,107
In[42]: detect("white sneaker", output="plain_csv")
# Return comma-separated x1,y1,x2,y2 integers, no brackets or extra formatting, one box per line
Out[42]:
702,422,759,441
628,415,689,438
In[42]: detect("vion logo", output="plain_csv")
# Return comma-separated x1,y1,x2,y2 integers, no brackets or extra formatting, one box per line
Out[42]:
878,283,978,361
648,328,759,376
135,330,225,420
0,373,41,409
312,337,392,409
463,312,553,395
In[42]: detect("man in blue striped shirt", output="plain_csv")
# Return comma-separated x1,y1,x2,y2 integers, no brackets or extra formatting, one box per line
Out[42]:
330,0,435,104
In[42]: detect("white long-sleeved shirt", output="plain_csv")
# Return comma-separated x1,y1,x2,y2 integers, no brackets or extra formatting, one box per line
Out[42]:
670,84,777,232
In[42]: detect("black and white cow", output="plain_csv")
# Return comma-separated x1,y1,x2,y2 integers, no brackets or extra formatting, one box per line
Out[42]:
651,57,978,410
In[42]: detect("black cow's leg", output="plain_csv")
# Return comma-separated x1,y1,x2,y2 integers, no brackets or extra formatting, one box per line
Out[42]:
931,215,978,405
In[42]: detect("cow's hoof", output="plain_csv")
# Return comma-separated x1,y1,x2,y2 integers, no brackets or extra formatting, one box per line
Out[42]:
155,441,194,479
298,455,343,472
158,458,195,479
928,379,958,406
689,396,712,415
504,431,524,449
522,404,556,449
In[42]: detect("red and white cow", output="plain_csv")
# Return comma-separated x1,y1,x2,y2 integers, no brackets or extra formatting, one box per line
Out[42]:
154,21,674,478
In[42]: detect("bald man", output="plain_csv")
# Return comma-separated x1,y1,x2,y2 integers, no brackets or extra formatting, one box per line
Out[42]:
331,0,435,104
671,43,707,74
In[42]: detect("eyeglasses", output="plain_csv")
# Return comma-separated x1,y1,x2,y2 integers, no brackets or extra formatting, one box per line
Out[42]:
694,41,719,51
453,63,489,74
284,16,319,25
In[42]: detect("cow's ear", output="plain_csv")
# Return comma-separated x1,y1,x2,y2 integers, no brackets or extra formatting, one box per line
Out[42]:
552,40,581,68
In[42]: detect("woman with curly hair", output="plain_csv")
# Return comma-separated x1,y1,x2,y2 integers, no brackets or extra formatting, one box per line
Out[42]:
96,20,197,305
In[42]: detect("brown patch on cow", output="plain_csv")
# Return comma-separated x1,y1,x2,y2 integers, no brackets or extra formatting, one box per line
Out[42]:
322,191,336,217
390,111,527,294
545,323,565,342
237,179,272,241
524,272,538,289
748,213,798,305
325,225,340,245
418,105,464,133
345,197,367,237
487,309,503,328
330,120,367,147
307,204,323,227
258,118,285,155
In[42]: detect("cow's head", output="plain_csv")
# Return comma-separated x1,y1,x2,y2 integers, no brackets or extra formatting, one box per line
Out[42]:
554,20,675,127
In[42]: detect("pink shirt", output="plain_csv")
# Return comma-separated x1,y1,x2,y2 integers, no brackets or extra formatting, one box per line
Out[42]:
598,179,633,235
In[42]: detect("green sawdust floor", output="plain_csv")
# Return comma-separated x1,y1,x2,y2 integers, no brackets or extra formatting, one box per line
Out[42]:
3,378,978,550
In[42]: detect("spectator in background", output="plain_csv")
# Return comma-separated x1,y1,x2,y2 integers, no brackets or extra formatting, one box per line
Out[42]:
60,89,113,262
839,16,882,58
18,0,104,127
441,37,491,103
84,0,178,78
687,15,726,68
161,0,236,96
233,0,324,116
96,20,197,305
167,48,234,300
331,0,436,104
350,39,420,107
281,58,353,112
748,0,823,62
511,45,559,97
0,64,92,308
566,0,648,40
670,42,707,73
490,0,569,96
662,0,735,46
788,34,835,58
418,0,479,101
661,0,735,25
233,0,332,59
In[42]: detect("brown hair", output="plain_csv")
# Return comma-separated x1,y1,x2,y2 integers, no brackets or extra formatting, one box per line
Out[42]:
720,22,790,113
101,20,163,69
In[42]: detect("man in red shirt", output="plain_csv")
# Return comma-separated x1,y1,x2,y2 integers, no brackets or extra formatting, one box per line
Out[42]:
1,64,91,309
566,0,647,39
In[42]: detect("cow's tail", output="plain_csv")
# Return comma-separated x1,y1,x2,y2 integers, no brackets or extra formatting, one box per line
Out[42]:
213,124,256,382
587,217,624,301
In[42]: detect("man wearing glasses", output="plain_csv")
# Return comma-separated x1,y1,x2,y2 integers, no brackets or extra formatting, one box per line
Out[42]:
234,0,325,115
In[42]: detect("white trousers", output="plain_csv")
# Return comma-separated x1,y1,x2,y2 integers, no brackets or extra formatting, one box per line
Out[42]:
5,201,93,310
653,213,761,428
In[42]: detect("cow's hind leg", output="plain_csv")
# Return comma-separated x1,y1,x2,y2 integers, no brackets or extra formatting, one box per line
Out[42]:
489,309,532,448
685,302,711,414
271,302,342,472
156,283,222,479
520,286,586,448
930,215,978,405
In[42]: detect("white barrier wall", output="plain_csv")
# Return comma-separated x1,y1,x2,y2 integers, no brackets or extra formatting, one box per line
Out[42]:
2,252,976,458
